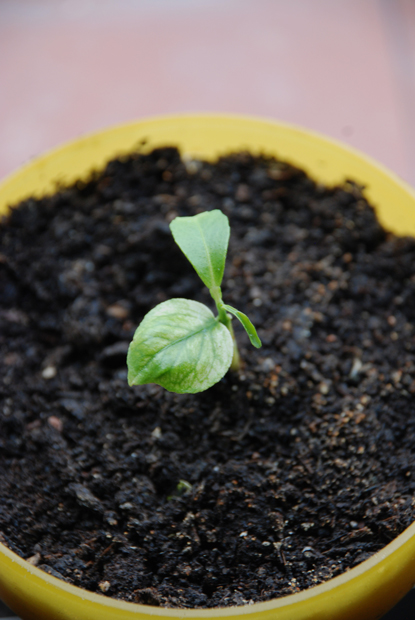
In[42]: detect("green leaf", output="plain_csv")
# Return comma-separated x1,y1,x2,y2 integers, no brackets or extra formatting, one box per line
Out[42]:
169,210,230,290
223,304,262,348
127,298,233,393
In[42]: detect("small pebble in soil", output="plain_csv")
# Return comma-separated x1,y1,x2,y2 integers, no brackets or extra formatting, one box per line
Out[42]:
42,365,57,379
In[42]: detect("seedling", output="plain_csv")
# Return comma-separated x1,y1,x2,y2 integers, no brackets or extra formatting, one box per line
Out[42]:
167,479,193,500
127,210,261,394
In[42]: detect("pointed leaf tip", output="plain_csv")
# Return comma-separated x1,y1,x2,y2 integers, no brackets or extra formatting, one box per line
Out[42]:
223,304,262,348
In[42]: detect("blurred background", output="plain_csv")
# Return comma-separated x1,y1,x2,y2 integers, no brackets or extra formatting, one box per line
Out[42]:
1,0,415,618
1,0,415,186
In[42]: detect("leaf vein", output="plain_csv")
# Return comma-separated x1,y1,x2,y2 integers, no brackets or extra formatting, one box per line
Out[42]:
132,319,217,383
195,218,216,287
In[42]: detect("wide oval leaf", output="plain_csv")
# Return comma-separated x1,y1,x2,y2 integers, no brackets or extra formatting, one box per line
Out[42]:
127,298,233,393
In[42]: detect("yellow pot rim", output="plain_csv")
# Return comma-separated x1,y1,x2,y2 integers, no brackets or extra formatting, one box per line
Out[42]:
2,112,415,226
0,111,412,188
1,519,415,617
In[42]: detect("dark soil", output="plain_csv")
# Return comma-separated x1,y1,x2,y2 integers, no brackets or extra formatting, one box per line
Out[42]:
1,147,415,608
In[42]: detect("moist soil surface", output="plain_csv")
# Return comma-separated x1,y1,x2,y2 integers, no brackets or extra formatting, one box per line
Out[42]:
1,148,415,608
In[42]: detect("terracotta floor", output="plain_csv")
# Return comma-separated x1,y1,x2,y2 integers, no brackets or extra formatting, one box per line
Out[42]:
1,1,415,618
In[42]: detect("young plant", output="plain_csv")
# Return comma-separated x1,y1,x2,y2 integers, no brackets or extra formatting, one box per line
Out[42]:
127,209,261,394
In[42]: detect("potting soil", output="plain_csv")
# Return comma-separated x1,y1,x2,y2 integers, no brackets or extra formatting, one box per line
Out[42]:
1,148,415,607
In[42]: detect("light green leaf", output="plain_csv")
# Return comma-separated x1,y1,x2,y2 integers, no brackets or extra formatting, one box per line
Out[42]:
127,298,233,393
169,210,230,290
223,304,262,348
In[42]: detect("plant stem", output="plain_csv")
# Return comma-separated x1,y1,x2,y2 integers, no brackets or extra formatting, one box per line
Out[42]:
211,286,241,371
227,319,241,371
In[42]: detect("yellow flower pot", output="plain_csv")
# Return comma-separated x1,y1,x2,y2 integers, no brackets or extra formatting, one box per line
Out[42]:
1,115,415,620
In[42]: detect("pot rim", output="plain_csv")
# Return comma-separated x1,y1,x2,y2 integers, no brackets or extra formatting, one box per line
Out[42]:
1,519,415,616
2,112,415,231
